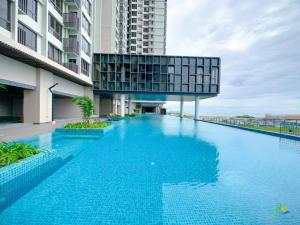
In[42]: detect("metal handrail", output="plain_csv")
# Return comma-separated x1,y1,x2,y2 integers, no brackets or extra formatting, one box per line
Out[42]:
63,12,80,31
63,62,78,73
48,0,62,15
200,117,300,136
0,17,11,31
63,37,79,55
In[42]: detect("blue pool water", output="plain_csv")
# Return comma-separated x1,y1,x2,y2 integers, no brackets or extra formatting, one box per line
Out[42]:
0,115,300,224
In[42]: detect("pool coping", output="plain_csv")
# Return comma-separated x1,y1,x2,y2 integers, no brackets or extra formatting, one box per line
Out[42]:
198,120,300,141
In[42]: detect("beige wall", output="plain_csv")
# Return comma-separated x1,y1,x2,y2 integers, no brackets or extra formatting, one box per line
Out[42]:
23,69,93,123
94,0,118,53
0,48,96,123
0,54,36,87
23,68,52,123
53,97,81,119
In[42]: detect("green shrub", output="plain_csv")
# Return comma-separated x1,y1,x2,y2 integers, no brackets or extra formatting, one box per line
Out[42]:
0,142,40,167
125,113,138,118
64,121,111,129
72,96,94,123
110,114,123,120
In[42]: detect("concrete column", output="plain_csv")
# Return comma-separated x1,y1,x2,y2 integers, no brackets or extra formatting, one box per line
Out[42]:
180,96,184,118
114,99,118,115
23,68,53,123
120,94,125,117
128,98,132,114
93,95,100,116
194,96,200,120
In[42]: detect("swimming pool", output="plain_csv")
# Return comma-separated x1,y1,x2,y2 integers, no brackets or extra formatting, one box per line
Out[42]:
0,115,300,224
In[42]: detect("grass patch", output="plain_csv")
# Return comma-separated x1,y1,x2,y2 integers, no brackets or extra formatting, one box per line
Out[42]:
0,142,40,168
240,125,300,134
64,121,111,129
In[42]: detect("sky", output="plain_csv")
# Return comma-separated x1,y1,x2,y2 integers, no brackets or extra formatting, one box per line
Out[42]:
165,0,300,116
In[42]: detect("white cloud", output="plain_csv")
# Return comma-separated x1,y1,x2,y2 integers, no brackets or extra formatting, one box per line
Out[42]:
165,0,300,116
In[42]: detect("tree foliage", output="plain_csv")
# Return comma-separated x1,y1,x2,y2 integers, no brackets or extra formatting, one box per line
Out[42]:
72,96,94,123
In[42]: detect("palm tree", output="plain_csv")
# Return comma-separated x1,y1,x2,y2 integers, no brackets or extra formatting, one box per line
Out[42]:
72,96,94,123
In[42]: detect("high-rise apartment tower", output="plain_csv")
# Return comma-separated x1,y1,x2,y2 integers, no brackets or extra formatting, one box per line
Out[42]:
127,0,167,55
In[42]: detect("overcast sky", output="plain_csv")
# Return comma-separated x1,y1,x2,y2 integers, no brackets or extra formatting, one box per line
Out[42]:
165,0,300,116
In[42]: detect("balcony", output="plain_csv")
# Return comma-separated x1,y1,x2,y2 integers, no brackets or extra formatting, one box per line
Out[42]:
63,62,78,73
48,0,62,15
0,17,10,31
63,37,79,56
63,12,79,32
65,0,81,9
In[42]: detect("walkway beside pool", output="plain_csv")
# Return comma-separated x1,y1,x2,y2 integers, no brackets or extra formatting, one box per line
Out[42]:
0,120,75,142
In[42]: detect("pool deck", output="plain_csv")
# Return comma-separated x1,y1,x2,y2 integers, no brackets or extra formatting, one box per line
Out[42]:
0,120,78,142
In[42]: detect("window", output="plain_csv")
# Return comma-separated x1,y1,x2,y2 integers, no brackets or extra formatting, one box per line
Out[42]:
82,36,90,55
182,66,188,75
132,4,137,9
48,43,62,64
19,0,37,21
48,0,62,15
81,59,89,76
131,25,136,30
0,0,11,30
82,0,91,16
182,57,189,65
18,22,37,51
131,18,137,23
132,11,137,16
211,67,218,84
131,46,136,51
168,66,174,74
48,14,62,41
131,32,136,37
82,15,90,35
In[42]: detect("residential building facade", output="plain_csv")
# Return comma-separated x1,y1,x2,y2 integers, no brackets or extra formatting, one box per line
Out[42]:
127,0,167,55
0,0,94,123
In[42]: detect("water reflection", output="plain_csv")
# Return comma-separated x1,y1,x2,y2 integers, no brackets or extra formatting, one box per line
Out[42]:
98,115,220,224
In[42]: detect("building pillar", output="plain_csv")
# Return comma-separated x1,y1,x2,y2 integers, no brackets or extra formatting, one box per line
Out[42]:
114,99,118,115
94,95,100,117
120,94,125,117
194,96,200,120
180,96,184,118
128,98,132,114
23,68,53,123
